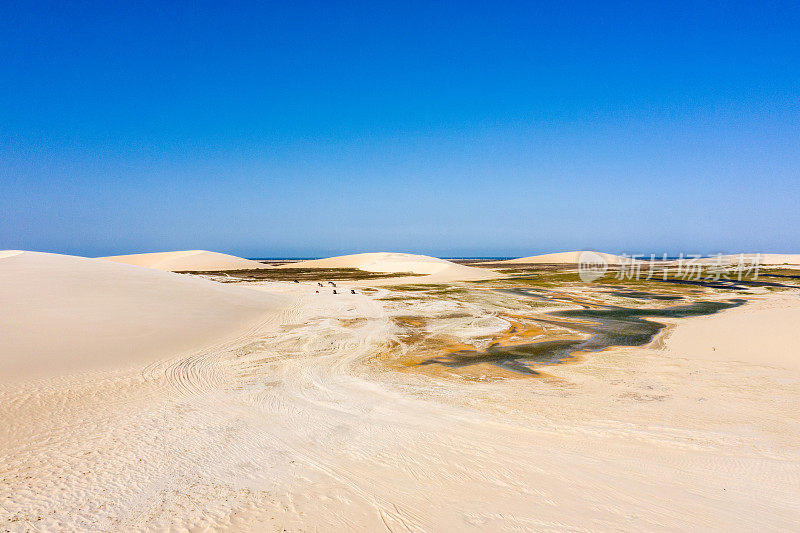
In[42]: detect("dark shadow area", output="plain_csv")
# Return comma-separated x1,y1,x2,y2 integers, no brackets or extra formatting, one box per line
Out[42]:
420,299,745,375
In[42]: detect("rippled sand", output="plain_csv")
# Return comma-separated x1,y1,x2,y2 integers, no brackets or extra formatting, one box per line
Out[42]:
2,254,799,531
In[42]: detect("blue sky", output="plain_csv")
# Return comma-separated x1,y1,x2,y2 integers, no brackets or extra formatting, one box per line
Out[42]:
2,1,799,257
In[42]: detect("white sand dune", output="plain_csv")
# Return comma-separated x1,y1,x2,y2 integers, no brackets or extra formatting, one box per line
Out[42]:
498,250,633,264
0,250,24,260
756,253,800,264
2,253,798,530
657,293,800,370
284,252,497,281
696,253,800,265
100,250,267,271
0,251,284,382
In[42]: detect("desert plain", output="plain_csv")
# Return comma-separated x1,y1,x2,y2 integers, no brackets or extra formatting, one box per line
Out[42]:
1,249,799,531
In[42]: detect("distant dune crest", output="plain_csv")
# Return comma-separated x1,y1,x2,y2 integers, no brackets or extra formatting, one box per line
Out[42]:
499,251,800,266
100,250,268,271
287,252,456,274
498,251,632,265
0,251,283,381
698,253,800,265
0,250,24,259
285,252,497,281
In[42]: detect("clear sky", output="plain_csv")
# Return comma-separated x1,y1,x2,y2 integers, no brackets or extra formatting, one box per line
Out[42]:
2,1,799,258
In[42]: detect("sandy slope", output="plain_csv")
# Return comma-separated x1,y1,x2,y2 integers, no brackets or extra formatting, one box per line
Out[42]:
499,250,633,264
1,266,798,531
657,293,800,370
0,251,284,382
756,253,800,264
284,252,498,281
101,250,268,271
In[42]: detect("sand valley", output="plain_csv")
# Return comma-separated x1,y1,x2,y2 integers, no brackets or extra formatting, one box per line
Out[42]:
1,251,799,531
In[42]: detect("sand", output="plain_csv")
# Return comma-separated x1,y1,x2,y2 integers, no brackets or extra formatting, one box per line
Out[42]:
1,255,798,531
696,253,800,265
657,293,800,370
0,251,284,381
498,250,634,264
100,250,268,271
756,253,800,264
283,252,499,281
